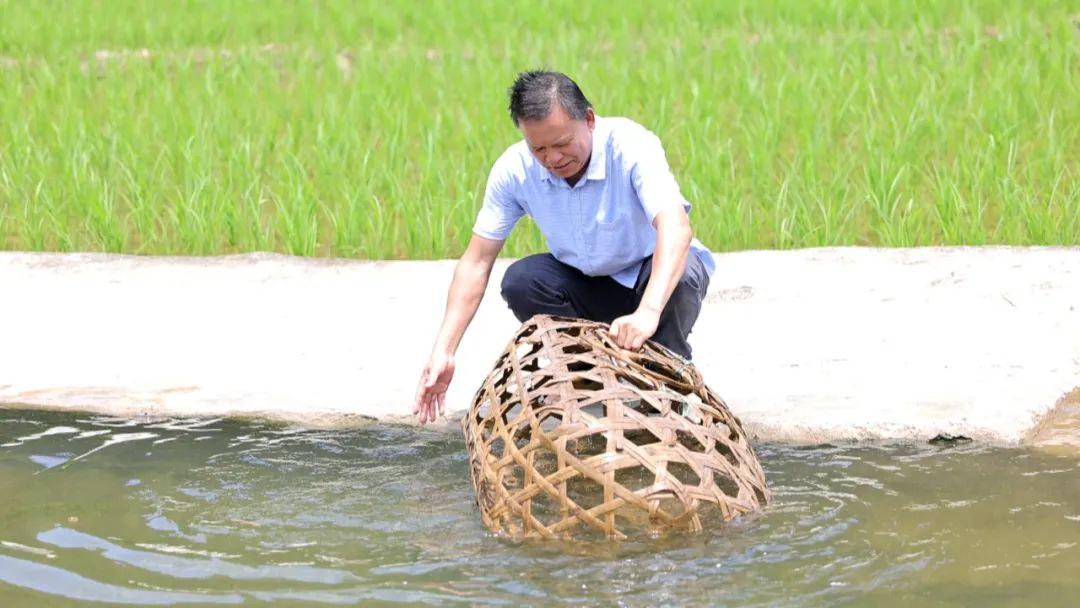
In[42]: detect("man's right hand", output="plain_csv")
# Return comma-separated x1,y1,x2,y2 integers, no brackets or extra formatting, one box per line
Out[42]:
414,351,455,424
412,235,503,424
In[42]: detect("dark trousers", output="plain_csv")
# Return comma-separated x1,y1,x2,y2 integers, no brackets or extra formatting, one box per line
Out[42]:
499,253,710,360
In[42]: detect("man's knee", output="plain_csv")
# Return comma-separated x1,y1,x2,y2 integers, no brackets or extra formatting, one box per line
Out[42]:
500,258,529,306
500,254,567,313
671,272,701,302
668,259,708,309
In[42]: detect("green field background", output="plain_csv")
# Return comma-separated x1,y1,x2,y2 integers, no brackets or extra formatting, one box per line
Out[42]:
1,0,1078,257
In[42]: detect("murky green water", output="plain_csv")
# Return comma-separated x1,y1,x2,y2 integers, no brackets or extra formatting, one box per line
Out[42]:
1,409,1077,607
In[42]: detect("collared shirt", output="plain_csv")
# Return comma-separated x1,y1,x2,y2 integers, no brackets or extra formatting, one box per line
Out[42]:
472,116,716,288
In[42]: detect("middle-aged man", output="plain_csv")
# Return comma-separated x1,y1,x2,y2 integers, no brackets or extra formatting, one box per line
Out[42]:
413,70,715,424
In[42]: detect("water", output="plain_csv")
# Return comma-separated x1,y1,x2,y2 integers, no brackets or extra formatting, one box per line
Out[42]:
0,409,1077,607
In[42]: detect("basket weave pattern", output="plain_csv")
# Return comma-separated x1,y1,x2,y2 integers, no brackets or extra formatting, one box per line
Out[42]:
463,315,770,539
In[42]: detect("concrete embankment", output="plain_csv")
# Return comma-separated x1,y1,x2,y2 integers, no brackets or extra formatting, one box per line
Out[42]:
2,248,1077,448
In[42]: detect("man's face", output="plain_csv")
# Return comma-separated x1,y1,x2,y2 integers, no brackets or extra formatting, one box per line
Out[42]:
519,105,595,181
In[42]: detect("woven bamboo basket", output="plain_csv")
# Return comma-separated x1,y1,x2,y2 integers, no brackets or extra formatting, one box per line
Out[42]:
462,314,770,539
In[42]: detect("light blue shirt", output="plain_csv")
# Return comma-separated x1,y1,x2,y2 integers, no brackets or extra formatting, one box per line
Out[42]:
472,116,715,288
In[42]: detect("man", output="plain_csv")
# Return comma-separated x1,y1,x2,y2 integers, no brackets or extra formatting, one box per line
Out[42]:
413,70,715,424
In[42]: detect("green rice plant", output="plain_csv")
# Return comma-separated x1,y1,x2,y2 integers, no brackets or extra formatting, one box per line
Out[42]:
0,0,1077,258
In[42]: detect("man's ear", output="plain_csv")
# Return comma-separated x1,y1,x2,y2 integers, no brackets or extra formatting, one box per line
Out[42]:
585,107,596,131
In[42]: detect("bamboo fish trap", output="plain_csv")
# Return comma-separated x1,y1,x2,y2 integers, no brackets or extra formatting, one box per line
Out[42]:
462,315,770,539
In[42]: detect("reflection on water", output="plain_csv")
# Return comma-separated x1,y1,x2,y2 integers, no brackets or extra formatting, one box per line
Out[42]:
0,408,1077,606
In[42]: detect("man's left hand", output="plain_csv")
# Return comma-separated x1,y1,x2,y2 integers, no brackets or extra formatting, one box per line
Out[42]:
608,309,661,352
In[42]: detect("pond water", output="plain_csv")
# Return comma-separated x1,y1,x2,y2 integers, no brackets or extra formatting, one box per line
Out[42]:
1,408,1077,607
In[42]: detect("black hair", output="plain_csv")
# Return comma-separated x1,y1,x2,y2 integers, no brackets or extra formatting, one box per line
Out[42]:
507,70,592,126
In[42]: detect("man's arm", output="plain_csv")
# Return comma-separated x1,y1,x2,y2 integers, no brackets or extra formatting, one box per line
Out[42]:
413,234,505,423
608,206,692,351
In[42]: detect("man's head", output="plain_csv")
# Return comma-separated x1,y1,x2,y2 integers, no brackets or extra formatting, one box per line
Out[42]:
508,70,595,181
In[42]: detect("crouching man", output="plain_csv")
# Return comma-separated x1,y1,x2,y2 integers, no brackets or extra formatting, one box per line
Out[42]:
414,70,715,423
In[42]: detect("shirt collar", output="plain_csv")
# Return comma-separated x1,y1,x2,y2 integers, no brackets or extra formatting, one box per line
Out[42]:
584,117,607,181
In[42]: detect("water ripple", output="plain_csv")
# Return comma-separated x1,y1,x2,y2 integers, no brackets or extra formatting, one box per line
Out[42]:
37,527,361,584
0,554,244,604
1,409,1078,606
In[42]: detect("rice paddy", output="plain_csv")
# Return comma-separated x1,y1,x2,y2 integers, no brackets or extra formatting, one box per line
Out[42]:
1,0,1078,258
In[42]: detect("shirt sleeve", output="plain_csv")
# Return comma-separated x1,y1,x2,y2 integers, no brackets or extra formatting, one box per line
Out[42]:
472,154,524,241
628,129,691,222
